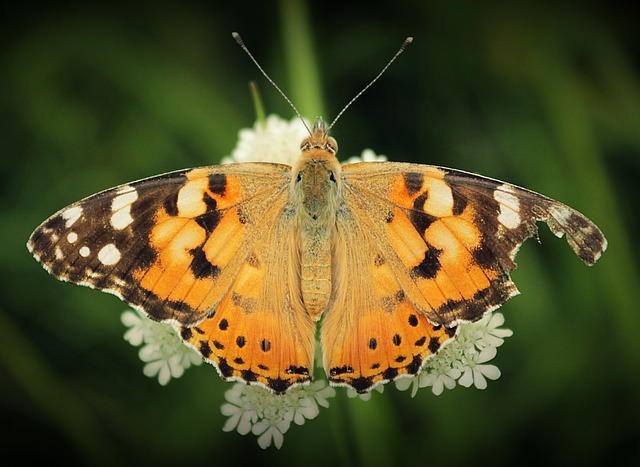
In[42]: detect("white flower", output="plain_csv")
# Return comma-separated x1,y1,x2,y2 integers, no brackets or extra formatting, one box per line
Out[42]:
345,384,385,401
223,114,310,165
121,309,202,385
343,148,387,164
394,312,512,396
457,347,501,390
221,380,336,449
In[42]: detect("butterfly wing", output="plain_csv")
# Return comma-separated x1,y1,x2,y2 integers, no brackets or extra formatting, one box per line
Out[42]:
28,163,292,325
321,161,607,392
29,162,316,392
341,161,607,326
178,207,316,393
321,208,458,392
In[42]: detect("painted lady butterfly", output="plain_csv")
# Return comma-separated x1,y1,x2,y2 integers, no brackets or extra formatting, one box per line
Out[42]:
27,37,607,395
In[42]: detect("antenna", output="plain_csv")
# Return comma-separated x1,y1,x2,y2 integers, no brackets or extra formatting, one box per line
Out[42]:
232,32,312,136
327,37,413,133
233,32,413,135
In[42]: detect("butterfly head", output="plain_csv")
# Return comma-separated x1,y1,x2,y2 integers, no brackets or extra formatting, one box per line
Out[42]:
300,117,338,156
292,117,342,220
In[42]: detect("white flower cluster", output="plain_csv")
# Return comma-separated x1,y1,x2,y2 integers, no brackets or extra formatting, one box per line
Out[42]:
395,312,513,396
119,114,514,449
221,380,336,449
121,309,202,385
222,114,311,165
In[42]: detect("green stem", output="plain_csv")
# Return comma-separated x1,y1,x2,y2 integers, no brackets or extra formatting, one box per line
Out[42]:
279,0,325,119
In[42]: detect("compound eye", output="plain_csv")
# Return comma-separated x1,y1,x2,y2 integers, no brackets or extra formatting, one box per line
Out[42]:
325,137,338,153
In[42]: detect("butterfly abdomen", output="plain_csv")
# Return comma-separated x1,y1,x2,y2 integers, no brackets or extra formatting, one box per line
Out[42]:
299,223,333,320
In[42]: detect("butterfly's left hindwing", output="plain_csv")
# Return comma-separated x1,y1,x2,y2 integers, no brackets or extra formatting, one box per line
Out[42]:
27,163,292,326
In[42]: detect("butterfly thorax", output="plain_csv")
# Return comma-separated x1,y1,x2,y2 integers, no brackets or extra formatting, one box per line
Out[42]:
290,117,342,321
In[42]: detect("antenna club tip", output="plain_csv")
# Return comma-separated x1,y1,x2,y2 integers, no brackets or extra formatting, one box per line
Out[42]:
232,32,244,45
401,37,413,50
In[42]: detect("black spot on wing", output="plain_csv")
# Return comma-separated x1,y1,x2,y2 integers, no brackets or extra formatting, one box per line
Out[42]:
135,244,158,270
208,173,227,196
403,173,424,196
407,206,437,234
382,367,398,380
189,246,221,279
268,377,296,394
349,376,374,393
236,207,249,224
44,212,68,232
407,355,422,374
451,190,468,216
194,210,221,234
412,191,428,211
241,369,258,382
199,341,212,358
285,365,310,376
163,192,179,216
217,357,234,377
411,244,442,279
329,365,354,376
202,191,217,211
260,339,271,352
428,337,441,353
385,211,395,223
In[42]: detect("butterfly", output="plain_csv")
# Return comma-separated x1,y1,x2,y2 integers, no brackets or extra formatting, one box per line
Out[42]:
27,36,607,395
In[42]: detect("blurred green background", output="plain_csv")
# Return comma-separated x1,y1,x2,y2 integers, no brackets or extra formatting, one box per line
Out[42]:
2,0,639,465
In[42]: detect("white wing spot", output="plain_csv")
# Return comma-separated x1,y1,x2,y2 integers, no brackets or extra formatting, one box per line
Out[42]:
112,186,138,209
98,244,121,265
111,207,134,230
62,206,83,228
494,186,521,229
55,247,64,260
110,188,138,230
79,246,91,257
67,232,78,243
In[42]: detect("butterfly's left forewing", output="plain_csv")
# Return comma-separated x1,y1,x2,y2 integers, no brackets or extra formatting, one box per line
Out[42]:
27,163,292,326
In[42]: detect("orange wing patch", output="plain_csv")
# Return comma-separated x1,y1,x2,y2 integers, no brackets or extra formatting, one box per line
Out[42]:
180,215,316,393
133,173,249,320
322,229,457,391
342,161,606,331
386,170,514,323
